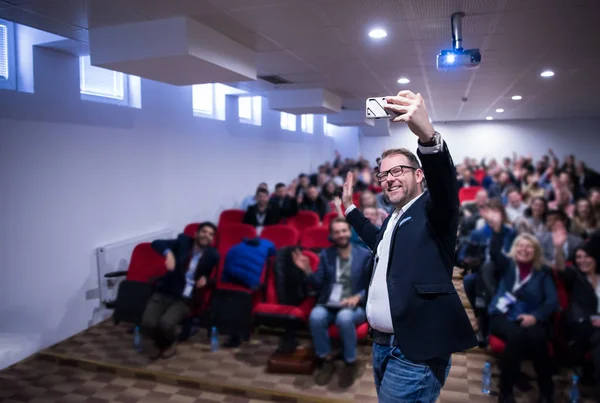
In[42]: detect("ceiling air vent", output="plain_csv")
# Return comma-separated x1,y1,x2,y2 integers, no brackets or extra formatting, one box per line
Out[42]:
259,75,291,85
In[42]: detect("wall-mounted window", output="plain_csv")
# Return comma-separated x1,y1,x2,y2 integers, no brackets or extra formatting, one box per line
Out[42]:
0,18,16,91
192,83,246,120
79,56,141,108
301,114,314,134
280,112,296,131
239,95,262,126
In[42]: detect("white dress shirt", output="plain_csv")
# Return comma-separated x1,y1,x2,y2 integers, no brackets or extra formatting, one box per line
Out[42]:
345,136,444,333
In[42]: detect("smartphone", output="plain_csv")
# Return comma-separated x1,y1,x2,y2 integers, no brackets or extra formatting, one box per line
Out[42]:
366,97,400,119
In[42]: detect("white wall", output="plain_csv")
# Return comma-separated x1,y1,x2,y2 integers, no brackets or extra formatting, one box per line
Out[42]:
0,45,359,368
360,119,600,170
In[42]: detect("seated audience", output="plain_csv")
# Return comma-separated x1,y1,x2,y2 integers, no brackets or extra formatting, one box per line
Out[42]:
458,188,489,238
516,196,548,238
292,218,370,388
141,223,219,359
576,162,600,193
358,190,388,227
548,185,575,217
571,197,599,239
461,200,517,343
269,182,298,218
554,236,600,400
241,183,268,210
521,171,546,203
321,180,339,202
539,209,583,266
457,167,480,188
505,187,528,225
375,191,394,214
243,188,280,234
298,185,330,220
485,211,558,402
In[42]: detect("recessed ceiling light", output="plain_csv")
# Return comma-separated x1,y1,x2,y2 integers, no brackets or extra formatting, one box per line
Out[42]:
495,108,504,113
368,28,387,39
485,116,494,120
540,70,554,77
397,77,410,84
511,95,522,100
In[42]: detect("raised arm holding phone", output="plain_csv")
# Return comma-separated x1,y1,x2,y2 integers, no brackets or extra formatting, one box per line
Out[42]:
345,90,476,402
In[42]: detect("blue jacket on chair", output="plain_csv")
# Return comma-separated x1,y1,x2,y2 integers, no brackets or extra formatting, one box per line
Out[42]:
221,238,275,290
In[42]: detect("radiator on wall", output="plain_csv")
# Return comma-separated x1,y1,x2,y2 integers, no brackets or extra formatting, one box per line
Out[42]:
95,228,174,304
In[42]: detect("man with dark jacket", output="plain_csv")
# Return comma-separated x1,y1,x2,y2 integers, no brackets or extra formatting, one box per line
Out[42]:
342,90,477,401
141,222,219,359
243,188,280,234
293,218,371,388
270,182,298,218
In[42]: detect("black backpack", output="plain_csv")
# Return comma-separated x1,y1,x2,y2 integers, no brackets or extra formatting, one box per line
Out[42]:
274,247,309,306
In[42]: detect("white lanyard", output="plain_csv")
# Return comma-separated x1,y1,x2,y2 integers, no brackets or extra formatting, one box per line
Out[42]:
512,265,533,293
256,211,266,226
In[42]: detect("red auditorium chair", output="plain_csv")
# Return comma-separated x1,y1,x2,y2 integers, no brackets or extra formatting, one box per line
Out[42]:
260,225,299,249
183,223,199,238
329,322,370,342
458,186,482,204
300,226,331,251
287,211,320,232
474,169,487,184
322,212,339,228
112,242,166,324
254,250,320,330
218,209,245,227
125,242,166,283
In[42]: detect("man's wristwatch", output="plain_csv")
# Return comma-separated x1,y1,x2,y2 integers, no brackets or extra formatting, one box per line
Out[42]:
418,131,441,147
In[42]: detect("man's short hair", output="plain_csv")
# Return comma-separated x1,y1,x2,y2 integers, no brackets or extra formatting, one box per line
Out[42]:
198,222,217,234
275,183,286,190
547,209,569,224
506,186,520,196
256,188,269,196
380,148,420,169
328,217,350,233
590,187,600,195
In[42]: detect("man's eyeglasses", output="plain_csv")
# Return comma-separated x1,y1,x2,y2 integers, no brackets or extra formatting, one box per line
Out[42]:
375,165,418,182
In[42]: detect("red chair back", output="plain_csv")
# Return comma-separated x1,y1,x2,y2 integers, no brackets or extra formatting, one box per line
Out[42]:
303,250,320,272
183,223,199,238
126,243,166,282
322,212,339,228
260,225,299,249
474,169,487,184
300,226,331,250
288,211,320,231
218,209,245,227
458,186,482,204
216,223,257,257
352,192,361,208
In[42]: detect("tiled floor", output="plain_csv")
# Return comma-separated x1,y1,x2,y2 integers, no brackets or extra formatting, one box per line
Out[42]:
0,357,271,403
0,269,596,402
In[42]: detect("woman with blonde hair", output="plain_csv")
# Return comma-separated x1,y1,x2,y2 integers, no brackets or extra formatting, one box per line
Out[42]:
484,209,559,403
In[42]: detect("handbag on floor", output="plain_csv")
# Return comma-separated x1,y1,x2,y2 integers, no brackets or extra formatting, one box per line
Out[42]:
112,280,154,325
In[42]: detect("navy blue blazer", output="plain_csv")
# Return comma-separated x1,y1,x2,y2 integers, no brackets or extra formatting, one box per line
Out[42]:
307,245,371,306
151,234,220,300
347,140,477,361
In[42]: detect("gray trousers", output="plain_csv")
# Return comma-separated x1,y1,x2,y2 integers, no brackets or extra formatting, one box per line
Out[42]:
140,292,190,348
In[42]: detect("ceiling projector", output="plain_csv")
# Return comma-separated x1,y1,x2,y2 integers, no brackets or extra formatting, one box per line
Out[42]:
436,12,481,71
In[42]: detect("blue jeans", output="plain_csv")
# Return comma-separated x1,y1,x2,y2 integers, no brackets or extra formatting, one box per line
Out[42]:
373,341,451,402
308,305,366,363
